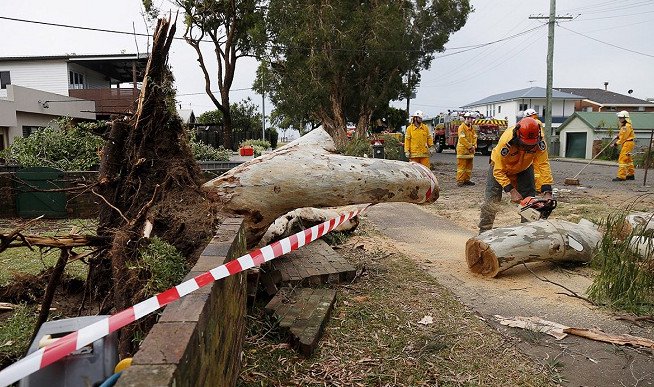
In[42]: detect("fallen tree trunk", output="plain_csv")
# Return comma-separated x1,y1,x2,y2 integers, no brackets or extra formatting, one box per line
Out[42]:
203,128,439,244
466,219,602,277
259,205,361,246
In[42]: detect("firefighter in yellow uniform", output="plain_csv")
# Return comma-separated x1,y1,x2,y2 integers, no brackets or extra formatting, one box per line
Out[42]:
404,110,433,168
523,109,546,192
612,110,636,181
478,117,554,234
456,113,477,186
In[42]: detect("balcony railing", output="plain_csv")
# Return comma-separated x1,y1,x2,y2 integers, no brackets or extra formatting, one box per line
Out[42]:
69,88,140,115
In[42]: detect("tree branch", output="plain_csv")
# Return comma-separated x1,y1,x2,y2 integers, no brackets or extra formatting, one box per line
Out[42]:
521,262,596,305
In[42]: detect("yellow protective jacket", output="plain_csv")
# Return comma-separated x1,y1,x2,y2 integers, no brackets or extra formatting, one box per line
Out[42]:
456,122,477,159
616,121,635,145
404,123,433,158
490,127,553,193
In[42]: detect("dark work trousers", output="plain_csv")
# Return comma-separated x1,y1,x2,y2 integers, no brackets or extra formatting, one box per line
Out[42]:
478,163,535,233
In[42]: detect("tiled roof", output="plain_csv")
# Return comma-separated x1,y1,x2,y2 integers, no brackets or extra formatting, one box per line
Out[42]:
560,112,654,131
462,87,584,108
555,88,654,105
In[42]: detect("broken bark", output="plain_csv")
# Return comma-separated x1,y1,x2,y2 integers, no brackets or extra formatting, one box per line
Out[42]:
0,234,108,251
259,205,361,246
202,127,439,244
496,315,654,349
466,219,602,277
563,327,654,349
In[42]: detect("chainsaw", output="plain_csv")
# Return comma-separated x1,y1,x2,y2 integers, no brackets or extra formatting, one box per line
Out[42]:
518,196,557,221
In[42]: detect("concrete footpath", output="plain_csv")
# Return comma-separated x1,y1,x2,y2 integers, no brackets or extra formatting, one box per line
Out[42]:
363,202,654,386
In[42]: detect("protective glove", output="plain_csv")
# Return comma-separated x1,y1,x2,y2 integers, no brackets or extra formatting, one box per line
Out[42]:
405,152,410,158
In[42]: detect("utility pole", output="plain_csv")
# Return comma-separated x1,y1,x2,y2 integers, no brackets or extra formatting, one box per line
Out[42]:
406,68,412,120
261,76,266,141
530,1,572,153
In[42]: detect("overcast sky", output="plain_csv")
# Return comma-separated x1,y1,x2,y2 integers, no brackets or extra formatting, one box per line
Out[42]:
1,0,653,120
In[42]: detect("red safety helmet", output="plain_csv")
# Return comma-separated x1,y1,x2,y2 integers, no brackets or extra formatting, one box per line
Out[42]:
515,117,541,146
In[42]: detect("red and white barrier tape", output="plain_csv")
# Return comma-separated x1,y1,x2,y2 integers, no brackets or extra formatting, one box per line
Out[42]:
0,206,368,386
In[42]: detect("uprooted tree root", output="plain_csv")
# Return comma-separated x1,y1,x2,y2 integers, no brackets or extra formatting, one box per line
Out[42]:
83,17,224,356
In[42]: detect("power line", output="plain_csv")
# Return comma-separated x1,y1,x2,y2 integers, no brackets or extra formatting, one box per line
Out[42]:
177,87,252,96
558,25,654,58
569,9,654,21
0,14,545,55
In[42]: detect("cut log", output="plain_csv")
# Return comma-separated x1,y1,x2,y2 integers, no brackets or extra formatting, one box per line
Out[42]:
259,205,361,246
466,219,602,277
202,128,439,244
629,236,653,260
620,212,654,239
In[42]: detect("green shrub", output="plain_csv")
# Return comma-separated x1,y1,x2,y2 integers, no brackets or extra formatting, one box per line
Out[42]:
135,237,187,297
0,118,105,170
240,139,271,149
188,131,231,161
588,212,654,315
340,135,404,160
635,147,653,169
265,128,279,148
596,139,619,161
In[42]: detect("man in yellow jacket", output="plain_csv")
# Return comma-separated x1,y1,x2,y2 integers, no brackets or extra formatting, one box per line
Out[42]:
478,117,554,234
612,110,636,181
524,108,546,192
404,110,433,168
456,112,477,186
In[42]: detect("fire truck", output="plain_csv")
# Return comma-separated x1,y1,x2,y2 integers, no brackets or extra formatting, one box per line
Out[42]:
432,112,507,156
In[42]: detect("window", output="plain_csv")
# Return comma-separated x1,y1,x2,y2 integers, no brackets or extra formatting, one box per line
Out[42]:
0,71,10,89
638,106,645,112
22,126,43,137
519,103,528,111
69,71,85,89
498,106,502,113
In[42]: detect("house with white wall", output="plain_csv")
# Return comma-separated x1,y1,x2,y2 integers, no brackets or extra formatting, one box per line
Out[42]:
558,112,654,159
461,87,583,136
0,53,147,150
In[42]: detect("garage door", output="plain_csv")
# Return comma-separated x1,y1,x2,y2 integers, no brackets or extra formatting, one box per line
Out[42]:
565,132,587,159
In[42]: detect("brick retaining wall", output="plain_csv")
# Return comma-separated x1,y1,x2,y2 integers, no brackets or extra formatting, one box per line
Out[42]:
116,217,247,387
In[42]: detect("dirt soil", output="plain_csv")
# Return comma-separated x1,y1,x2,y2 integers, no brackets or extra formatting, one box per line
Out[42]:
362,152,654,387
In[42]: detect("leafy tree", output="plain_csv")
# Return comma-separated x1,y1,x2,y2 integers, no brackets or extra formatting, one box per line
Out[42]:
257,0,471,145
168,0,265,149
197,109,224,125
373,106,409,133
0,118,105,170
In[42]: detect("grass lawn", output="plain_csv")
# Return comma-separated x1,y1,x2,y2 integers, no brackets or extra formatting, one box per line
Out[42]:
0,218,97,368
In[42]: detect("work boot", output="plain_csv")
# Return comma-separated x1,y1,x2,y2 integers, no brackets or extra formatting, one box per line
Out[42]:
612,177,625,182
626,175,635,180
464,181,476,186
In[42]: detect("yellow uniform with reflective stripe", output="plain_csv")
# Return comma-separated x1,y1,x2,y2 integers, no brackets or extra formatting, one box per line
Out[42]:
404,123,433,158
456,122,477,159
490,127,553,190
456,122,477,183
616,121,635,179
531,117,546,192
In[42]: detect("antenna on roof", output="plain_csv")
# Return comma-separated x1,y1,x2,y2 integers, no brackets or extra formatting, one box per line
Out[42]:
628,89,633,95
